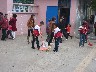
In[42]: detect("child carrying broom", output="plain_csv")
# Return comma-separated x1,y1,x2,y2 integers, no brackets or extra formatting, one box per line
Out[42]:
31,21,44,49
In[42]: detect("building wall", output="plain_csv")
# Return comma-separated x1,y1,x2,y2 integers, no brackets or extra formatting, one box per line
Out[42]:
6,0,58,36
0,0,77,36
6,0,33,35
7,0,13,19
34,0,58,35
0,0,7,14
70,0,77,36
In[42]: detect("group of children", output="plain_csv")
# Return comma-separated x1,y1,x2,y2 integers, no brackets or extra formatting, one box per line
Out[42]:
0,12,17,41
30,17,92,52
1,12,91,52
27,15,72,52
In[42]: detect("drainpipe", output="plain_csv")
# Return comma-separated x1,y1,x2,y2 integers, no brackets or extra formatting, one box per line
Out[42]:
85,3,88,20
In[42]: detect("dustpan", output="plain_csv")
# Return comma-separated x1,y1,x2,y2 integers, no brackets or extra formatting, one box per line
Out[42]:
39,34,49,51
88,41,93,46
87,36,93,46
39,41,49,51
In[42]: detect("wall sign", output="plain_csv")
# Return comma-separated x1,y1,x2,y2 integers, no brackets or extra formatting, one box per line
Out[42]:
12,4,33,13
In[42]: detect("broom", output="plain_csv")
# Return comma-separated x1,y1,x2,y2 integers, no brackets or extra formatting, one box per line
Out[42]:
86,35,93,46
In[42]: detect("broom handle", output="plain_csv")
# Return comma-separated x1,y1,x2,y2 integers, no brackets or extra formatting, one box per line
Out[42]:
86,34,90,43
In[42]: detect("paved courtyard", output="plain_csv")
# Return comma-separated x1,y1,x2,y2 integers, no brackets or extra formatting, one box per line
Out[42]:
0,35,96,72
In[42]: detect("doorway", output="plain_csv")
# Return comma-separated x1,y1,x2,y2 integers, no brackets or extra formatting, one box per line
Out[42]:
46,6,58,33
59,8,70,25
46,6,58,24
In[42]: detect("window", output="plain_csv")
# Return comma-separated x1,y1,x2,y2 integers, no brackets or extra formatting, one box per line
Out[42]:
13,0,34,4
12,0,36,13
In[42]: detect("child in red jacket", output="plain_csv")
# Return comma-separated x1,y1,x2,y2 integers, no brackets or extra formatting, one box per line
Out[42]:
53,24,62,52
0,13,8,40
78,23,87,47
31,21,44,49
66,24,72,39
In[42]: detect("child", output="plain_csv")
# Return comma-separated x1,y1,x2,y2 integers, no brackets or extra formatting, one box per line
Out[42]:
53,24,62,52
7,25,14,39
66,24,72,39
78,23,87,47
31,21,44,49
0,13,8,41
9,14,17,39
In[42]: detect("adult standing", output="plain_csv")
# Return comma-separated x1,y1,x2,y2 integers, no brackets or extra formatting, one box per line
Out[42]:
48,17,56,46
94,14,96,36
0,12,8,40
9,14,17,39
27,14,35,44
59,16,68,40
90,15,94,24
94,22,96,36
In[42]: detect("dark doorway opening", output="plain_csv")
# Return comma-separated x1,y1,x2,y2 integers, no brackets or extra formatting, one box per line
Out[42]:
59,8,70,25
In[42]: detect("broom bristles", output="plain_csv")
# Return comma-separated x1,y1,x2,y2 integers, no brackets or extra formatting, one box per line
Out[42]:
88,42,93,46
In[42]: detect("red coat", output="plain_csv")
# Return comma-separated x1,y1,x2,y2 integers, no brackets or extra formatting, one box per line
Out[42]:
9,18,17,31
0,18,8,29
54,31,62,38
78,27,87,34
33,29,39,36
66,26,71,33
8,25,12,30
0,19,3,27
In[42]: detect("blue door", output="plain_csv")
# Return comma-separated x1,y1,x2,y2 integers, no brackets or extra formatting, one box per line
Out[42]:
46,6,58,25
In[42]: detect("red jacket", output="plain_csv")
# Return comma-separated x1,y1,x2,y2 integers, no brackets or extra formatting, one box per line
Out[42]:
66,26,70,33
0,18,8,29
78,27,87,34
54,31,62,38
33,29,39,36
8,25,12,30
9,18,17,31
0,19,3,27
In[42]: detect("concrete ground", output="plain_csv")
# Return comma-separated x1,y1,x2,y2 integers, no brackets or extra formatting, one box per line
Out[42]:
0,35,96,72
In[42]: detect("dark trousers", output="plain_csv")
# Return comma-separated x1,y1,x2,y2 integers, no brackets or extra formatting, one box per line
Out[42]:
79,34,85,46
46,33,50,42
48,32,54,45
95,28,96,36
66,33,72,39
85,34,87,43
1,29,6,40
54,37,60,51
7,30,13,38
32,35,40,48
61,29,67,39
28,28,33,37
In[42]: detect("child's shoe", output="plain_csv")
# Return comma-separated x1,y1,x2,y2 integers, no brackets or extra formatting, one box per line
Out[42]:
70,36,72,39
53,49,58,52
66,39,68,40
12,37,15,40
85,41,87,43
31,47,35,49
37,46,40,50
79,45,84,47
